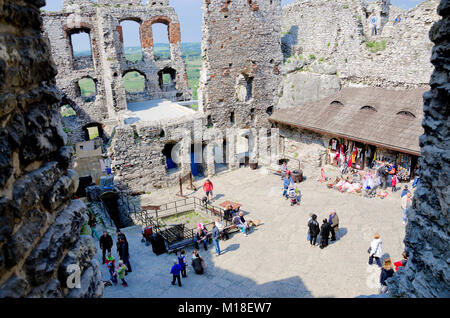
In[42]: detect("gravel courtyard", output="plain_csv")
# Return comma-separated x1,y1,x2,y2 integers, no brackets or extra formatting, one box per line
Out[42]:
97,165,408,298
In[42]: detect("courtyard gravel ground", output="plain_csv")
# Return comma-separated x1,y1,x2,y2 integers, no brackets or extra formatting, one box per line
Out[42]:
97,165,408,298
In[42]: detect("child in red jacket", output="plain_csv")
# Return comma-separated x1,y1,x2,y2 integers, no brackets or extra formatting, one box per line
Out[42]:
391,175,398,192
394,251,408,271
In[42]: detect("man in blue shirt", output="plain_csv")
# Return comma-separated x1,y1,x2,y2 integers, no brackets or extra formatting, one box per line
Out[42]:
401,185,410,198
170,260,183,287
283,171,294,199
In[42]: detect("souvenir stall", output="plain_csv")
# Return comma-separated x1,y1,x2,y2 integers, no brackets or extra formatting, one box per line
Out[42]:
396,153,416,181
327,138,340,166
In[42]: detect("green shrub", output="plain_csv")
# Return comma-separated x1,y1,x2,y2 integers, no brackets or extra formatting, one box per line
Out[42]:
309,54,316,60
365,40,387,53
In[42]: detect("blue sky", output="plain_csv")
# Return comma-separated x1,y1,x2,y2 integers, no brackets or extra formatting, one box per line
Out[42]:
43,0,426,50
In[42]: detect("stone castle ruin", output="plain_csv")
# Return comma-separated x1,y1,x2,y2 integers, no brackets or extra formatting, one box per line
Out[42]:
0,0,448,298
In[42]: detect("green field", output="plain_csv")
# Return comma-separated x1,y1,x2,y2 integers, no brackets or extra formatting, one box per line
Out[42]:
76,43,202,99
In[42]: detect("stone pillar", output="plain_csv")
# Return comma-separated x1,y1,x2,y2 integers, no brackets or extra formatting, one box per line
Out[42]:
388,0,450,298
0,0,103,297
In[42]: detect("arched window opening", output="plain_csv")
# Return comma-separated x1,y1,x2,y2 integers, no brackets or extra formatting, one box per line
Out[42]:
120,20,143,63
69,30,93,70
152,23,171,60
361,105,377,112
397,111,416,118
123,71,146,93
236,74,254,102
330,100,343,106
59,104,76,118
207,115,213,128
78,77,97,102
82,123,104,141
162,142,180,174
158,67,176,92
266,106,274,116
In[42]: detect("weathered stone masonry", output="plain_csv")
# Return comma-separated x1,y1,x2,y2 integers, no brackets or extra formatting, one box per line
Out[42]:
42,0,190,144
198,0,284,130
389,0,450,297
0,0,102,297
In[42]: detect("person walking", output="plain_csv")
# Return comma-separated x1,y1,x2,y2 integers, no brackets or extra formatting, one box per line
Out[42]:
328,210,339,241
203,179,214,201
319,218,331,249
379,258,394,294
88,214,99,240
212,223,221,256
401,192,412,225
99,231,113,264
170,259,183,287
116,260,128,287
178,250,188,278
116,229,127,244
307,213,313,242
368,233,383,267
308,214,320,247
117,238,132,273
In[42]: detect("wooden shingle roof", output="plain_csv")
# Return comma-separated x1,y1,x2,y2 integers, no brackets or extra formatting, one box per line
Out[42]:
270,87,427,155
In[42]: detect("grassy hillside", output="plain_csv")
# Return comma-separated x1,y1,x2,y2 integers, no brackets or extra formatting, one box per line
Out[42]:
76,43,202,99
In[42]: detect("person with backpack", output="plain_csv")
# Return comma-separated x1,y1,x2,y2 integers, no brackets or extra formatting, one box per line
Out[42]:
99,231,113,264
191,250,204,275
178,250,188,278
170,259,183,287
368,233,383,267
308,214,320,247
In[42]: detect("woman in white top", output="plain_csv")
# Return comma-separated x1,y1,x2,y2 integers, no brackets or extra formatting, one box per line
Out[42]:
215,217,224,231
368,233,383,267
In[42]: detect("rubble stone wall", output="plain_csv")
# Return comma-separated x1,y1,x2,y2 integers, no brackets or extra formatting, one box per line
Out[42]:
198,0,284,129
388,0,450,297
41,0,190,128
0,0,103,298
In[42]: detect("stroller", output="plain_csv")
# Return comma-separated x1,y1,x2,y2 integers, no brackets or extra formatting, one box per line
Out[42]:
288,186,301,206
141,226,153,246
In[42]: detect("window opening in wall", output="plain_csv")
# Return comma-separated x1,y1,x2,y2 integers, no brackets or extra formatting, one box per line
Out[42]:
59,104,76,118
70,30,93,70
158,67,176,92
207,115,213,128
250,108,256,124
330,100,344,106
78,77,97,102
230,111,235,126
190,143,203,177
153,23,171,60
236,74,254,102
120,20,143,63
266,106,273,116
361,105,377,112
397,111,416,118
162,142,179,174
214,139,229,174
123,71,146,93
82,123,104,142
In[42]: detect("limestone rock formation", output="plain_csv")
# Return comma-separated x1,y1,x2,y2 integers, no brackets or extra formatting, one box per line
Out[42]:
388,0,450,297
0,0,103,298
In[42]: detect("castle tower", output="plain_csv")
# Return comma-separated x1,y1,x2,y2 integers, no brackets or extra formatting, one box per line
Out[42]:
198,0,283,130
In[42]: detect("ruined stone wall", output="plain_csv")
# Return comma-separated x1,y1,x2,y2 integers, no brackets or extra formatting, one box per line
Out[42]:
41,0,190,133
281,0,439,90
388,0,450,297
0,0,102,297
198,0,283,129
